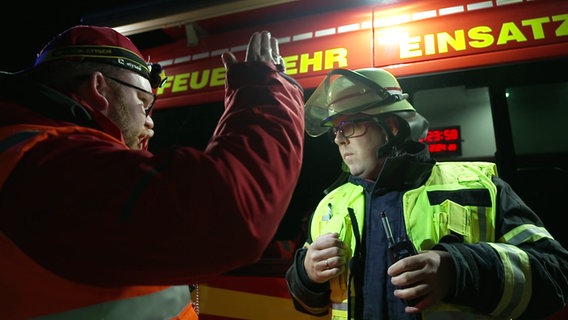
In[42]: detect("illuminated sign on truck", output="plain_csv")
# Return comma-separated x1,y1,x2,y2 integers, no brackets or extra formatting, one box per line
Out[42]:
146,0,568,109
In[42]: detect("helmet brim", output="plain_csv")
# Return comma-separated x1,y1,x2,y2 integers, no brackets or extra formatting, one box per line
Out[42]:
304,68,415,137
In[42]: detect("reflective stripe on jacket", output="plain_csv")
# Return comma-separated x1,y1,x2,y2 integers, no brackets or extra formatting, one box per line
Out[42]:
0,124,197,320
308,161,534,319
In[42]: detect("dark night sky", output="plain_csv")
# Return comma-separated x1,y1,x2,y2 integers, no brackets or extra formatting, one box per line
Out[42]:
0,1,142,72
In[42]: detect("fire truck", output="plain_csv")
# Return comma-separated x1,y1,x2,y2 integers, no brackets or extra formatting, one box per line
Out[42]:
88,0,568,318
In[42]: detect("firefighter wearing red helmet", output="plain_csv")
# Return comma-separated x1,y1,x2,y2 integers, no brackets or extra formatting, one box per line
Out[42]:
0,25,304,319
286,67,568,319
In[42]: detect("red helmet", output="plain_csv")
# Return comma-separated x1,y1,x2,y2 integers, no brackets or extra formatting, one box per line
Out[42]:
34,25,165,88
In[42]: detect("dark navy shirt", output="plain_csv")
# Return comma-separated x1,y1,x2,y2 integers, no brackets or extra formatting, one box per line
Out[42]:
349,176,421,320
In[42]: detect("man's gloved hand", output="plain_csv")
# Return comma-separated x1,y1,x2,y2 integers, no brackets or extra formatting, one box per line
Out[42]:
221,30,285,72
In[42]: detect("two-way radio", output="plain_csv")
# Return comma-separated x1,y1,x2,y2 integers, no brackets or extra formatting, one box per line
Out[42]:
381,211,417,262
380,211,419,306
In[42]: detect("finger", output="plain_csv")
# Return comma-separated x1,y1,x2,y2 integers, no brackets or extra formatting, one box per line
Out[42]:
245,32,261,62
320,232,340,240
260,31,272,61
323,259,330,270
271,36,280,59
313,234,339,249
271,37,285,72
402,290,433,314
221,51,237,69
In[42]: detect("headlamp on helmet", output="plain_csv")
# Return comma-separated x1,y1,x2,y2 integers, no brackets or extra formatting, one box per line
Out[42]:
34,25,167,89
148,63,167,89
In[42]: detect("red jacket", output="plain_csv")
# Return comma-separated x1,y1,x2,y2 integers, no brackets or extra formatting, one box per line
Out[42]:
0,62,304,318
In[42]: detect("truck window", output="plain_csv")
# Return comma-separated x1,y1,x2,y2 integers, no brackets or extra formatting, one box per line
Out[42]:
413,85,496,160
507,81,568,155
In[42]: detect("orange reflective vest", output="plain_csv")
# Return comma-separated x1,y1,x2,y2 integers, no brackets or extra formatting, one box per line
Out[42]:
0,124,198,320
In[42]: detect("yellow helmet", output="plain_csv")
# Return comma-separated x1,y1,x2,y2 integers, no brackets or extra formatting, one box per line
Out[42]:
305,68,428,141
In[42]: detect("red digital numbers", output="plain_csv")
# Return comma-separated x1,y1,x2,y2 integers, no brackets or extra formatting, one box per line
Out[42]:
420,126,461,156
443,128,459,141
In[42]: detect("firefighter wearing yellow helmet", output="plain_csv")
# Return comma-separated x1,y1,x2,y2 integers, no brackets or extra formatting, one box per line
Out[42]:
305,68,429,164
286,68,568,319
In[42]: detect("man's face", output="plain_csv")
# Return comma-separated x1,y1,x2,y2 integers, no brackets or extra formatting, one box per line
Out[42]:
104,72,155,150
330,115,388,180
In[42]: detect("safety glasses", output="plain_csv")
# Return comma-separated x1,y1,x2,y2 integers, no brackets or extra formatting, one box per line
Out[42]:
104,75,157,116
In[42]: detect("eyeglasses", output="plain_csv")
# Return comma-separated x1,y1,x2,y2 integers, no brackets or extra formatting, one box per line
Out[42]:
329,118,375,140
104,75,157,116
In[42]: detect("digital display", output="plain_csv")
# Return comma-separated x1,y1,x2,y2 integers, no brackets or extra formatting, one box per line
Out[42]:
420,126,462,156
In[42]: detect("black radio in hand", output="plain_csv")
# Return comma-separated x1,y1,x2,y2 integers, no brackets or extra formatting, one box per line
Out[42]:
381,211,420,306
380,211,418,262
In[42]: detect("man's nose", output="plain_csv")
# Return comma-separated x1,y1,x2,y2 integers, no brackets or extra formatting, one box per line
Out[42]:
145,115,154,129
334,132,348,145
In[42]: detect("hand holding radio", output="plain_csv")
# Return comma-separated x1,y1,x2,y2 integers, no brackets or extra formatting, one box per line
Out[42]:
381,211,421,307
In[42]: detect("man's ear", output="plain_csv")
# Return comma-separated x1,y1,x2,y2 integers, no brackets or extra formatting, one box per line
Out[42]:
384,115,399,137
80,72,111,113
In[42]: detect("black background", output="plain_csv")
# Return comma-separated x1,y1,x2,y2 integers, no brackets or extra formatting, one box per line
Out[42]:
1,2,137,72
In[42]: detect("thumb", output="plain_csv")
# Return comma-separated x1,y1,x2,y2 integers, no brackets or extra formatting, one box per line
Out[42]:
221,51,237,69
